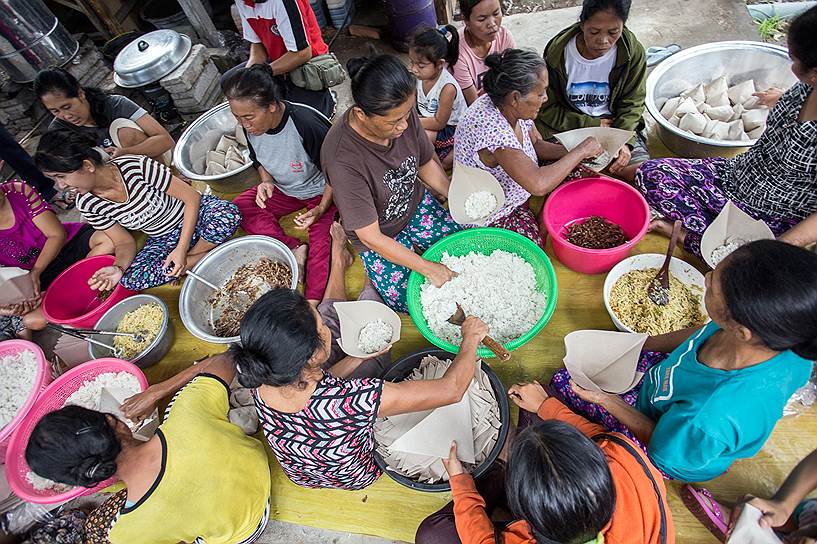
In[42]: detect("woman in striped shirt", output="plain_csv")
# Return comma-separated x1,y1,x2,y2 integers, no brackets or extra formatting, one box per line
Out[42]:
34,130,240,291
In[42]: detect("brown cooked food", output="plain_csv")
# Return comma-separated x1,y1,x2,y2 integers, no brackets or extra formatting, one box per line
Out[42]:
565,216,629,249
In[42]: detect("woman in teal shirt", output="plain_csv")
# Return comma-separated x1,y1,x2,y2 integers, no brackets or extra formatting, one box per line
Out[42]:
554,240,816,481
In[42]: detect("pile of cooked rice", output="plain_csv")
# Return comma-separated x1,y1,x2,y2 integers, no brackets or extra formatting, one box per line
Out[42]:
113,303,163,359
358,320,393,354
609,268,707,335
0,349,39,430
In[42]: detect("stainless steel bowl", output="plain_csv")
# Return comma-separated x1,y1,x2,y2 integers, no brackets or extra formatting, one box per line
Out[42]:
179,235,299,344
646,41,797,158
89,294,173,369
173,101,260,194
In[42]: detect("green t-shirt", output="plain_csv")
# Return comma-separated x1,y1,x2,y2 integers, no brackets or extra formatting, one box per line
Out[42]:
637,321,813,482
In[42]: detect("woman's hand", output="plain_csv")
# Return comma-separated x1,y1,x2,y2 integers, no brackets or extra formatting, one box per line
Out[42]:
727,496,792,534
508,380,548,412
599,118,614,128
121,387,162,423
570,379,614,406
752,87,785,108
577,137,604,160
425,262,457,288
255,182,275,209
163,246,188,277
294,207,323,230
104,146,125,159
88,266,123,291
442,441,465,478
608,145,632,174
0,297,41,317
460,316,489,345
29,270,42,297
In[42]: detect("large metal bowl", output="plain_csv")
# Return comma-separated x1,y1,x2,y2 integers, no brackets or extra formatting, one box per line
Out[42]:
173,101,260,194
646,41,797,158
89,294,173,369
179,235,299,344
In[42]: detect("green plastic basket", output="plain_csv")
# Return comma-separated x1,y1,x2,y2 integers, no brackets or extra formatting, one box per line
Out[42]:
406,228,559,358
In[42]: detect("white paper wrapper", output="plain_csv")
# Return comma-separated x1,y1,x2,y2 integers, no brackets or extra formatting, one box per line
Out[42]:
334,300,401,358
553,127,633,172
564,330,648,394
726,504,783,544
0,267,34,305
389,394,476,463
448,162,506,226
701,201,774,269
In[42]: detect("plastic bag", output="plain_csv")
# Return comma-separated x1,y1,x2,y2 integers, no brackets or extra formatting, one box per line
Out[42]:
0,501,61,535
784,365,817,417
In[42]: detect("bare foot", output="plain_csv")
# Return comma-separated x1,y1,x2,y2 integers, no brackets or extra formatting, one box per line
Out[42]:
330,222,354,269
648,218,675,238
293,244,308,283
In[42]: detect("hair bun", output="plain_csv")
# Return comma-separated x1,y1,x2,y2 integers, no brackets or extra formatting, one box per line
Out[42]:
484,53,503,70
74,456,116,487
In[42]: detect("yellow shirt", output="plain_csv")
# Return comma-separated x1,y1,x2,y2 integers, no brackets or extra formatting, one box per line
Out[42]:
109,375,271,544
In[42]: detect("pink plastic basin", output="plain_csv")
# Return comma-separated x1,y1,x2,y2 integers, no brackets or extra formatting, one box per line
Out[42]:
41,255,137,328
4,358,148,504
543,177,650,274
0,340,52,463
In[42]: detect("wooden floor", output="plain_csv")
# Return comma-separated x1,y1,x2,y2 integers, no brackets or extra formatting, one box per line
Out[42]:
141,211,817,542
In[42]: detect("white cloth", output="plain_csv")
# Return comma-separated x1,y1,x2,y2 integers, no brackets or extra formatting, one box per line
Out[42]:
416,69,466,127
565,35,617,118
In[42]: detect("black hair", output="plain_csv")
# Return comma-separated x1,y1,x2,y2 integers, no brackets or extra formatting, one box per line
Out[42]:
34,68,113,127
346,54,416,116
221,63,287,108
788,5,817,70
410,25,460,66
230,288,322,389
580,0,631,23
26,405,121,487
506,421,615,544
459,0,498,20
34,129,105,173
719,239,817,360
482,48,547,107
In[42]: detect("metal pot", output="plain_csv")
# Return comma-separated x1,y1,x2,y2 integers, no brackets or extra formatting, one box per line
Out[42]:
179,236,299,344
113,29,192,88
646,41,797,158
89,294,174,369
173,101,260,194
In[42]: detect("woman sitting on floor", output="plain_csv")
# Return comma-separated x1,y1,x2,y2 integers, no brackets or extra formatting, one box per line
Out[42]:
34,130,240,292
550,240,816,482
416,381,674,544
0,180,113,340
26,354,271,544
454,48,603,248
224,64,335,307
322,53,461,312
35,68,174,165
619,6,817,259
536,0,649,172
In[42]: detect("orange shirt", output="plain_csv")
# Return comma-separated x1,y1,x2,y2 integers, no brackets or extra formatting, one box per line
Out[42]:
450,397,675,544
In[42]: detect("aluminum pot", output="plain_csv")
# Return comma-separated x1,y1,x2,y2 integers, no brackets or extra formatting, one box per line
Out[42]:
179,236,299,344
173,101,260,194
646,41,797,158
88,294,173,369
113,30,192,88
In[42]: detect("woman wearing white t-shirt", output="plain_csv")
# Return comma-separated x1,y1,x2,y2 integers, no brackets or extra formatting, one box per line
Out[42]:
535,0,648,174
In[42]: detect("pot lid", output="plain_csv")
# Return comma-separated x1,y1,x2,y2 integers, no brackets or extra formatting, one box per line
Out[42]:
114,30,192,88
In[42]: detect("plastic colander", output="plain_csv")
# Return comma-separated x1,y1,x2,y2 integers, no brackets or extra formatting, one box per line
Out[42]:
406,228,558,358
4,358,148,504
0,340,52,463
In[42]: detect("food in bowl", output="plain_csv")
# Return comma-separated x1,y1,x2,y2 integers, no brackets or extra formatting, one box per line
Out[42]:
113,303,164,360
609,268,707,335
358,320,393,354
420,250,547,345
211,258,293,337
465,191,498,221
565,216,629,250
710,237,748,267
0,349,39,430
202,129,250,176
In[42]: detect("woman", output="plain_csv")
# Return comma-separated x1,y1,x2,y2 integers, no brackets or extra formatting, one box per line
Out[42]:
454,49,603,247
34,130,240,291
536,0,648,172
622,6,817,259
453,0,517,105
416,383,674,544
550,240,816,482
0,180,113,339
25,354,271,544
224,64,335,306
322,54,462,312
34,68,174,164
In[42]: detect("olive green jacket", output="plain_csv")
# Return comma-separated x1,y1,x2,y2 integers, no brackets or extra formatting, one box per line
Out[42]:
535,23,647,146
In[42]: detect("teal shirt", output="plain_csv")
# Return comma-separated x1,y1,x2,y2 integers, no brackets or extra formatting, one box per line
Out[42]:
636,321,813,482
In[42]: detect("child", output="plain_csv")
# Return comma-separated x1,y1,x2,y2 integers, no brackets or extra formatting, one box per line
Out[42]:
409,26,467,170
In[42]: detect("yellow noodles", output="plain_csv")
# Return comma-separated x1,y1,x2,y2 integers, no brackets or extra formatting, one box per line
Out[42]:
113,303,163,359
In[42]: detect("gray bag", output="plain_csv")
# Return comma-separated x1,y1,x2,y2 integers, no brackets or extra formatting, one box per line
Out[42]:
290,53,347,91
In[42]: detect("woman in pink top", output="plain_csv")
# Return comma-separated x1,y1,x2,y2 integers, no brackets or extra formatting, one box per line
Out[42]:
453,0,517,105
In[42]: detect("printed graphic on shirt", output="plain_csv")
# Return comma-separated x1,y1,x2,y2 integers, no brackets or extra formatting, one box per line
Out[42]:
425,98,439,115
0,239,39,266
567,81,612,110
382,156,418,221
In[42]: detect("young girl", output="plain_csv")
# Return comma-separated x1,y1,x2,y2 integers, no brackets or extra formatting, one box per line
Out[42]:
409,26,467,170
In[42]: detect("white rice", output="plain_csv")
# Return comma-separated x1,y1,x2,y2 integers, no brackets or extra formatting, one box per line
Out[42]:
420,250,546,345
26,471,71,492
710,238,747,266
465,191,498,221
0,349,39,431
357,320,393,354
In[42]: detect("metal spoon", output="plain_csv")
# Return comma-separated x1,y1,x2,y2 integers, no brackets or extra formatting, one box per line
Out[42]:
447,303,511,362
647,220,683,306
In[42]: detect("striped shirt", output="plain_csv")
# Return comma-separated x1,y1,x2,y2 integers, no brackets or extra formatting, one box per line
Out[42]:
77,156,185,237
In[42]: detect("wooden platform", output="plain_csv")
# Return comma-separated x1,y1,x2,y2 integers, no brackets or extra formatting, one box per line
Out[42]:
140,216,817,543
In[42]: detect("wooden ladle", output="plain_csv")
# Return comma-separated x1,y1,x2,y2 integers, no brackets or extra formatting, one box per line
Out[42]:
647,220,682,306
447,303,511,362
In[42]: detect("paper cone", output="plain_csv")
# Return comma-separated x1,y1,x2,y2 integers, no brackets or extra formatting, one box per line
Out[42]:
701,202,774,269
0,267,34,305
334,300,401,358
389,395,476,463
726,504,782,544
553,127,634,172
53,334,92,368
448,162,506,226
564,330,648,394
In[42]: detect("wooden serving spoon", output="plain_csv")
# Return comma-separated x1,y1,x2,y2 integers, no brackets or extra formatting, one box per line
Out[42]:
647,220,683,306
447,303,511,362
